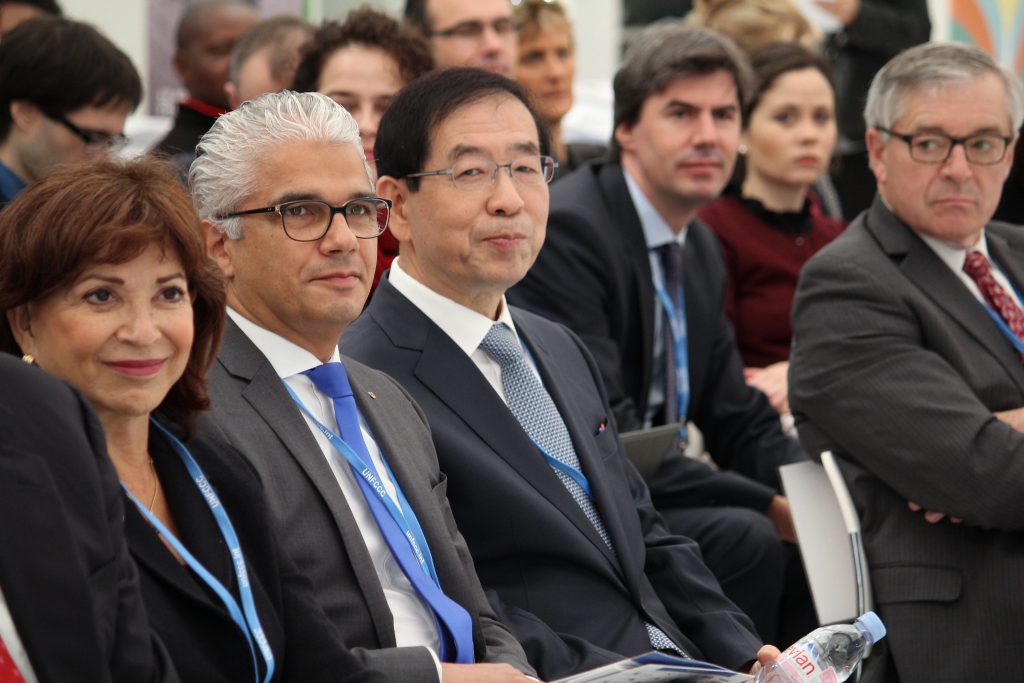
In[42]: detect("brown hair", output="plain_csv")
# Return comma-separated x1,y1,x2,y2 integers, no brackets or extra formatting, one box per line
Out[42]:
686,0,820,55
515,0,571,44
0,155,226,438
292,6,433,92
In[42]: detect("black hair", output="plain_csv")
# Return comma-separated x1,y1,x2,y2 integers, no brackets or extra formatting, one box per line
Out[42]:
402,0,429,34
0,17,142,142
375,67,550,191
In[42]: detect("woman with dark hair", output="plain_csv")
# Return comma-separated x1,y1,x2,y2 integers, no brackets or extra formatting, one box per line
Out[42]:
292,6,432,294
698,43,845,420
0,155,384,683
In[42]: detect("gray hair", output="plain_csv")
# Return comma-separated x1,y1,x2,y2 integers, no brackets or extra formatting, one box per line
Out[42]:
610,21,753,161
189,90,370,239
865,42,1024,133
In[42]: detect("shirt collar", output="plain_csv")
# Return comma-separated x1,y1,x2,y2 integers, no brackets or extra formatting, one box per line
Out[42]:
0,161,27,202
227,307,341,378
623,168,688,250
388,258,520,356
917,230,992,274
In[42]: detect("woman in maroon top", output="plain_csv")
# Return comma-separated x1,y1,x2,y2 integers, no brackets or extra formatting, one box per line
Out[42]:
699,43,845,417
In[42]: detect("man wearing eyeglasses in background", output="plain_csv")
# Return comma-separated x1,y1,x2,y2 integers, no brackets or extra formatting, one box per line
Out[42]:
404,0,517,78
0,16,140,207
192,90,535,683
342,67,778,681
789,42,1024,683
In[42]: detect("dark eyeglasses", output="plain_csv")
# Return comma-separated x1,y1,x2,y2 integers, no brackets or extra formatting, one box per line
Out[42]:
876,126,1013,166
46,112,128,150
216,197,392,242
429,18,518,40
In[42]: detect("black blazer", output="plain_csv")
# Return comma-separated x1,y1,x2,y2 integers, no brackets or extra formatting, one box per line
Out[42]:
342,280,763,677
0,357,176,683
509,161,805,502
126,428,385,683
790,198,1024,682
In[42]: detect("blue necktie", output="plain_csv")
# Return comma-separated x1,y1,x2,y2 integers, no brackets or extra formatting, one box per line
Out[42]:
305,362,475,663
479,323,686,656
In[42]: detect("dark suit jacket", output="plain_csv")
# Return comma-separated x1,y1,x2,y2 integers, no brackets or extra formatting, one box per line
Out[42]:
196,320,532,682
509,161,805,504
0,357,176,683
342,280,763,677
789,198,1024,682
126,428,385,683
151,103,217,157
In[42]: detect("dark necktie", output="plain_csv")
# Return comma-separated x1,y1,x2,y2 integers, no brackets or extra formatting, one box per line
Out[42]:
305,362,474,663
660,242,686,424
478,323,686,656
963,251,1024,347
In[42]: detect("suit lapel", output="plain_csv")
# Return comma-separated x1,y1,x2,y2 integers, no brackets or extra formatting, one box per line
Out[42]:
217,321,396,646
866,202,1024,389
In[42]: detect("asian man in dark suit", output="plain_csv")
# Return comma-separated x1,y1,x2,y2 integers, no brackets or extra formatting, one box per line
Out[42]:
341,66,777,680
190,91,533,683
508,23,811,644
790,43,1024,683
0,354,177,683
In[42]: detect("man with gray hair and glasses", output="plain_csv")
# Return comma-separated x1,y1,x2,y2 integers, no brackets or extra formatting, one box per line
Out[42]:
790,42,1024,682
190,90,535,683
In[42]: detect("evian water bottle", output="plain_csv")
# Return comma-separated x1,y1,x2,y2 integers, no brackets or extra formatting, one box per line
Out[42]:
754,611,886,683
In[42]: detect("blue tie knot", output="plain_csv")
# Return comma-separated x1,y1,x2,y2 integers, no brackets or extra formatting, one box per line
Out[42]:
479,323,523,370
305,362,354,399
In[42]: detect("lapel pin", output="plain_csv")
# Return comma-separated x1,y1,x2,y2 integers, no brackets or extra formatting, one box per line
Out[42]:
367,391,377,400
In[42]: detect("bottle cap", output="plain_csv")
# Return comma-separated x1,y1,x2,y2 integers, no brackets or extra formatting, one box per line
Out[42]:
855,611,886,644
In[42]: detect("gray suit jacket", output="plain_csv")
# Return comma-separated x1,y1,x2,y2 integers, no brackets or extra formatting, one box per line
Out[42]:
197,321,532,682
789,198,1024,682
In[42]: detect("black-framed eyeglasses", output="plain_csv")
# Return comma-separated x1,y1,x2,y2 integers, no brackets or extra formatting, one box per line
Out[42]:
46,112,128,150
405,155,558,192
429,17,518,39
216,197,392,242
876,126,1013,166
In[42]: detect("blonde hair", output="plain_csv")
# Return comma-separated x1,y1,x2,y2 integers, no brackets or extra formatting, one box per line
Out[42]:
515,0,571,43
687,0,820,54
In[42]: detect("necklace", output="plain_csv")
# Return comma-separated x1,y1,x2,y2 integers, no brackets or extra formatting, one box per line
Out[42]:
147,458,158,512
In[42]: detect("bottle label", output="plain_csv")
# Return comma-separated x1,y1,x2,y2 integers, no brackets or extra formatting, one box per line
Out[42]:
774,643,839,682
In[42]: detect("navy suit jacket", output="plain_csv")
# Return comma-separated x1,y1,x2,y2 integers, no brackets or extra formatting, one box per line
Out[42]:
342,278,762,678
509,161,806,506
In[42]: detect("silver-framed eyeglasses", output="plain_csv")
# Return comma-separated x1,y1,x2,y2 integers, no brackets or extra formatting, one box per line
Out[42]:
405,155,558,191
216,197,392,242
876,126,1013,165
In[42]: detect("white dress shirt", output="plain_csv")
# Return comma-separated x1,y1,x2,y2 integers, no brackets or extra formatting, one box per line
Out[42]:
918,232,1023,309
389,259,535,399
227,309,442,669
0,585,37,683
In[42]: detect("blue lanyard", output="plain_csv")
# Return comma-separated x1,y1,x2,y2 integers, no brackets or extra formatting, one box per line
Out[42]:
122,420,275,683
283,382,442,586
654,278,690,435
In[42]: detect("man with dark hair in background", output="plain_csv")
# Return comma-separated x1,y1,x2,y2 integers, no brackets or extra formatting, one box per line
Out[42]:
0,0,60,36
225,15,314,110
403,0,517,78
152,0,257,157
0,16,141,206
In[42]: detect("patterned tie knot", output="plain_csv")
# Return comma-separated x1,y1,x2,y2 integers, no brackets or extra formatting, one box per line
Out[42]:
479,323,523,370
305,362,354,399
964,250,991,279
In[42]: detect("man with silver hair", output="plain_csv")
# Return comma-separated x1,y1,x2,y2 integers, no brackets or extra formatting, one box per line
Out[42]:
790,42,1024,682
190,90,535,683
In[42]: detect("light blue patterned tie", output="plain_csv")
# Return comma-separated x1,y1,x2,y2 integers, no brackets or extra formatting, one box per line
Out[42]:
479,323,686,656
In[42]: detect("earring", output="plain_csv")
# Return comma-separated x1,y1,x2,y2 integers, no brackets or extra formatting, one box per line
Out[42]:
21,353,35,365
737,144,748,156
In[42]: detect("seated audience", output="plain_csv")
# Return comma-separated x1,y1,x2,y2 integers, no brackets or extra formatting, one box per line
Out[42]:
509,22,813,646
698,43,844,416
790,42,1024,682
0,16,141,207
152,0,258,158
342,66,779,680
0,155,386,683
403,0,516,77
292,6,432,294
192,90,535,683
513,0,603,180
0,354,176,683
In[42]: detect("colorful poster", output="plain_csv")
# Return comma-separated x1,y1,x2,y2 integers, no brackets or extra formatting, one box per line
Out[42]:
952,0,1024,74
